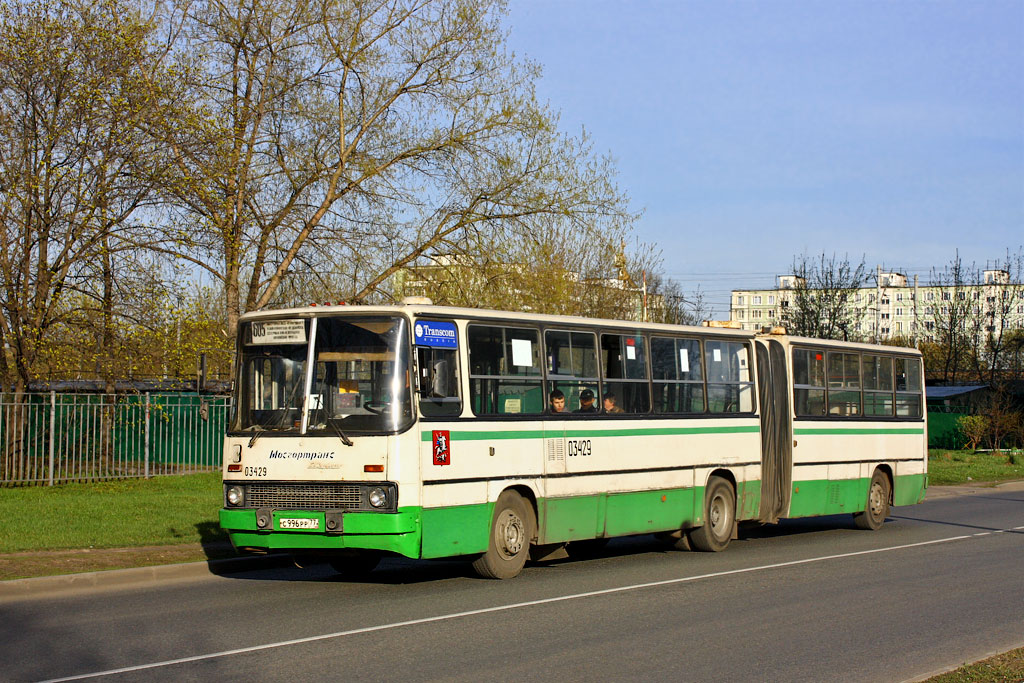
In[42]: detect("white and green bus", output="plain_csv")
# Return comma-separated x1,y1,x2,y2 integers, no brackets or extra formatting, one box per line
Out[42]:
220,303,927,579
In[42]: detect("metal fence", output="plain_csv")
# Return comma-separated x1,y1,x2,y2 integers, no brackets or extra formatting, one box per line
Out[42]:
1,392,231,486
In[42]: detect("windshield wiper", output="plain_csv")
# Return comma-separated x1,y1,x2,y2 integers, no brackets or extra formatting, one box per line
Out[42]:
247,426,264,448
328,419,354,447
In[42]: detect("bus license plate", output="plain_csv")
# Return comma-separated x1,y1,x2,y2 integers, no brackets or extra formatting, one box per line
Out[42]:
279,518,319,530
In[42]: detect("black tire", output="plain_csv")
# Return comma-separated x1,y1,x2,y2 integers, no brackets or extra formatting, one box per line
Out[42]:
328,552,380,577
566,537,610,558
688,476,735,552
853,469,890,530
472,491,534,579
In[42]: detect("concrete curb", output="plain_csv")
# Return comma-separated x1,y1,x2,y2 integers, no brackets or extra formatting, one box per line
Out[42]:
0,553,293,602
923,479,1024,500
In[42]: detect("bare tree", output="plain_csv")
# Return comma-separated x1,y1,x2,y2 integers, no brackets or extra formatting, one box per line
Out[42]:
978,249,1024,383
148,0,635,338
0,0,171,392
779,253,870,340
929,251,983,385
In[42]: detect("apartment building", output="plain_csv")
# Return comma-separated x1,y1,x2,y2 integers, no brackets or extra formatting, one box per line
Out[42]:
731,268,1024,342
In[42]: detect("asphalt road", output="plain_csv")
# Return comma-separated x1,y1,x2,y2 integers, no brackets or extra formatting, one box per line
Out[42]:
4,487,1023,683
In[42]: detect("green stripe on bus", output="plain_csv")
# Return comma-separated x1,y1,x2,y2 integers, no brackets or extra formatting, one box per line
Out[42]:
793,427,924,435
420,425,760,442
420,430,547,441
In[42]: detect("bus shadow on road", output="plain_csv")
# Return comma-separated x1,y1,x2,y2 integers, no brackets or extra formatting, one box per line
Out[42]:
221,556,482,585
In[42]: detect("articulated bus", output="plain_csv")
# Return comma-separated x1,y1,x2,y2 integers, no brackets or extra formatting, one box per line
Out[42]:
219,302,927,579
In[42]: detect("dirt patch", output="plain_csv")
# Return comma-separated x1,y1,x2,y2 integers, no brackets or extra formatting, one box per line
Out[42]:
0,543,240,581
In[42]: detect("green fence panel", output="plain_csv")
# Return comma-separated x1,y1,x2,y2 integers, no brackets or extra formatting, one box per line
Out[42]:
927,409,965,450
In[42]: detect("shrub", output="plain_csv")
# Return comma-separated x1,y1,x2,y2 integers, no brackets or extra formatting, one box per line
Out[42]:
957,414,990,451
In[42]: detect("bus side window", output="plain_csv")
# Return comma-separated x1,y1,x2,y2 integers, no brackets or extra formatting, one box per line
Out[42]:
895,357,923,417
418,347,461,417
651,336,704,414
863,354,894,416
792,348,826,417
545,329,600,413
468,325,544,415
827,352,861,416
600,333,650,414
706,340,754,413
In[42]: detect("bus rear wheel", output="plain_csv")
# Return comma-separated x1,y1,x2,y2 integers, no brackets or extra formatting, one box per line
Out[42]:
688,476,735,552
473,491,533,579
853,470,890,530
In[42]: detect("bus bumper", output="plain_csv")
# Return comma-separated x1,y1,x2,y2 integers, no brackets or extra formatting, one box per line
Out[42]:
219,507,422,559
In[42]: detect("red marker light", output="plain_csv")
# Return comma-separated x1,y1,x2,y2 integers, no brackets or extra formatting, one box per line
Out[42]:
227,464,242,472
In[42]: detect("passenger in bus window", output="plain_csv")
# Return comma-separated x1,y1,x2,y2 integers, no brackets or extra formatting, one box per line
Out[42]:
575,389,598,413
549,389,567,413
603,392,624,414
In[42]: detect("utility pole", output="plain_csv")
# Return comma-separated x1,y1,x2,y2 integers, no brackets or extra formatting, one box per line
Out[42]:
875,265,882,344
913,274,919,344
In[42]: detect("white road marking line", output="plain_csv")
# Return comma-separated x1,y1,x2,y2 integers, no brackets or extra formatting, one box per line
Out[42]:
44,532,998,682
974,532,991,536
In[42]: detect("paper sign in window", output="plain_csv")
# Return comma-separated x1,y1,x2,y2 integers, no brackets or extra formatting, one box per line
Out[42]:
679,348,690,373
713,348,721,362
511,339,532,367
626,345,636,360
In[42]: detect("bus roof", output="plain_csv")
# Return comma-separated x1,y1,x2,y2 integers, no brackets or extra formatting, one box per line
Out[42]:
757,332,923,356
238,304,922,354
238,304,755,338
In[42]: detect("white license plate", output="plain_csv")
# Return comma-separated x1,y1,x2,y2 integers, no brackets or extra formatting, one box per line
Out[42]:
279,517,319,530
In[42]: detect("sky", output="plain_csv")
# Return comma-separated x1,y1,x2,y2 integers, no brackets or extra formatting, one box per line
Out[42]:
505,0,1024,317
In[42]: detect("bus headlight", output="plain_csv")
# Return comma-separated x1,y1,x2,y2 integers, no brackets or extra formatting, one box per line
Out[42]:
368,487,388,508
226,486,244,507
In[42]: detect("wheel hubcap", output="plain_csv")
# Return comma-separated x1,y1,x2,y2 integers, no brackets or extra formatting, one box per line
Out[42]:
869,482,884,516
497,510,524,557
710,494,728,536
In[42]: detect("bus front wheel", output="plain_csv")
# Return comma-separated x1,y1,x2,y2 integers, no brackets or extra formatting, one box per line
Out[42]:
473,491,534,579
689,476,735,552
853,470,890,530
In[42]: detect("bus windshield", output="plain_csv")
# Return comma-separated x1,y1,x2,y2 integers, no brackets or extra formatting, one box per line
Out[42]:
233,315,413,435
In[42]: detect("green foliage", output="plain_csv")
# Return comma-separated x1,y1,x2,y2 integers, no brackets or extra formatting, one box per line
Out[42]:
0,472,225,552
956,414,990,451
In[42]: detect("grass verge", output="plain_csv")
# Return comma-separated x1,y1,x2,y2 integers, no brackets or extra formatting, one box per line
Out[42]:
925,647,1024,682
0,471,225,553
927,449,1024,486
